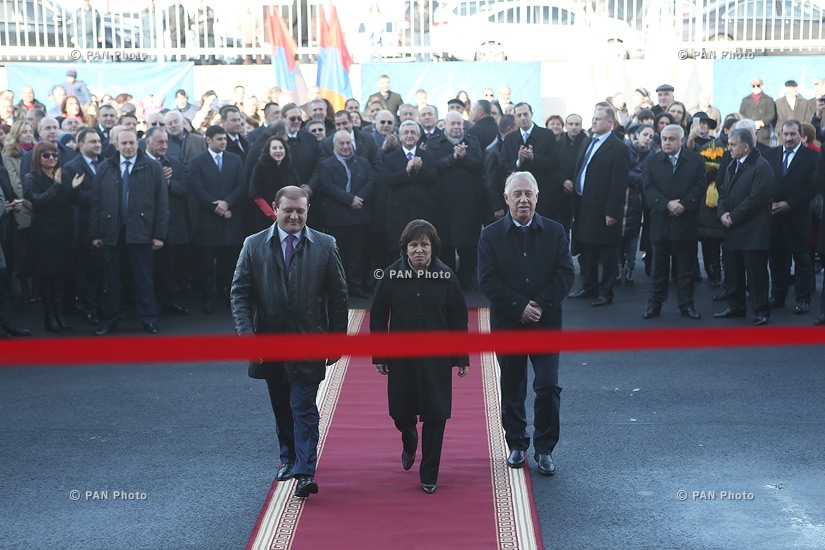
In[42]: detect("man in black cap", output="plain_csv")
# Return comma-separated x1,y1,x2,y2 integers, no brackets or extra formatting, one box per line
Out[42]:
775,80,814,133
447,98,474,131
652,84,675,116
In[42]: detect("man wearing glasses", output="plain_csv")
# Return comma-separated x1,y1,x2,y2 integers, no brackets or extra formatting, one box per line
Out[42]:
739,78,777,146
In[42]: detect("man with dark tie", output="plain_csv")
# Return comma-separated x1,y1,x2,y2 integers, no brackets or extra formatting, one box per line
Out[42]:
500,102,558,222
62,128,102,325
478,171,575,476
220,105,248,163
641,125,706,320
95,104,118,158
187,126,247,314
418,105,441,145
89,129,169,335
231,185,348,499
381,120,438,259
765,120,817,314
714,128,773,325
143,126,191,316
569,107,630,306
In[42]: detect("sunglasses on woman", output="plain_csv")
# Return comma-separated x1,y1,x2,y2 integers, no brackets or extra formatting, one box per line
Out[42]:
40,152,59,159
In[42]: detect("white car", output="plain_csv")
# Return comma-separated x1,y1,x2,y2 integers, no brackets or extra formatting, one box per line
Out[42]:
430,0,645,61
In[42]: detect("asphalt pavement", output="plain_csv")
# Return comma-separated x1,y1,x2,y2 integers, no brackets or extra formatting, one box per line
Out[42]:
1,267,824,549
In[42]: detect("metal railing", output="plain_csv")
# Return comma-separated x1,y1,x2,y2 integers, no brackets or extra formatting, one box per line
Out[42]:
2,0,825,64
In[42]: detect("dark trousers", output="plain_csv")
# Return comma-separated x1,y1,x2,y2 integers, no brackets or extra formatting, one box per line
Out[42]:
393,416,447,486
155,243,183,307
650,240,697,309
198,245,241,303
440,245,478,288
0,268,13,325
770,227,814,303
725,249,770,315
101,238,157,327
327,224,367,292
578,241,620,298
74,245,101,317
265,376,321,477
497,353,561,455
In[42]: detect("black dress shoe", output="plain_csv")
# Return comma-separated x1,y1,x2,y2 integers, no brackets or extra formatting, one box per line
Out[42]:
534,453,556,476
507,449,525,469
94,324,117,336
569,289,597,299
591,296,613,307
84,313,99,325
681,307,702,320
795,302,810,314
642,304,661,319
768,297,785,308
277,463,294,481
294,476,319,498
813,313,825,326
142,323,160,335
165,304,191,316
422,484,437,494
714,307,746,319
753,315,769,326
2,324,32,337
401,449,415,471
712,290,729,302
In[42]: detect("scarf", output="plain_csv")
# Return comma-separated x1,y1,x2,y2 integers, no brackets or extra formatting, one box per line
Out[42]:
333,150,355,192
445,133,464,146
751,92,763,105
17,142,35,153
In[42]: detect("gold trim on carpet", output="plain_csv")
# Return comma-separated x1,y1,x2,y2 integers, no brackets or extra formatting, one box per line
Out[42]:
248,308,367,550
478,308,541,550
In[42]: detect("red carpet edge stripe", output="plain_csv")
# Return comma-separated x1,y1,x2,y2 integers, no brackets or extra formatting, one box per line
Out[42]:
245,309,366,550
2,326,825,366
478,309,543,549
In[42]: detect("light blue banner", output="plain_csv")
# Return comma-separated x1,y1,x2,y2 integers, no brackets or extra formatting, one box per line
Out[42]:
6,62,195,112
360,61,542,119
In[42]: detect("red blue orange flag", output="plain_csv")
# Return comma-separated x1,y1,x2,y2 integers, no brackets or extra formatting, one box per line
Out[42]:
317,5,353,111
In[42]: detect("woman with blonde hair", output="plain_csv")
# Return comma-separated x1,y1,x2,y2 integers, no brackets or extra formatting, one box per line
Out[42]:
2,120,37,302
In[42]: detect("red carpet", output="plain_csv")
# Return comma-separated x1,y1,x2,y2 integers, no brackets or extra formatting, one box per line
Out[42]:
247,309,543,549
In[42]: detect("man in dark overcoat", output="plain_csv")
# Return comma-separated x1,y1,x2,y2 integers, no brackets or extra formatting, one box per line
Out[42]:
427,111,484,289
231,186,348,499
478,171,575,477
642,125,706,320
714,128,773,325
187,125,247,313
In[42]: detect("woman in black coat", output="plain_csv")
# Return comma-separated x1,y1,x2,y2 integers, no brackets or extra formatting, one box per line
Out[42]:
248,136,300,232
22,142,83,332
370,220,469,494
622,124,655,285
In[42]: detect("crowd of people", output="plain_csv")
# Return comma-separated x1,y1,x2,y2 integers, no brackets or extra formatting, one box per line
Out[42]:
2,72,825,340
4,69,825,499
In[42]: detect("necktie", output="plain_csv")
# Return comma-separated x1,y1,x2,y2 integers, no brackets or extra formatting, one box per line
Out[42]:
576,137,599,195
523,132,530,144
670,156,678,171
782,150,791,176
90,159,98,174
734,161,741,173
407,152,414,161
215,154,222,172
284,234,297,277
121,160,131,218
